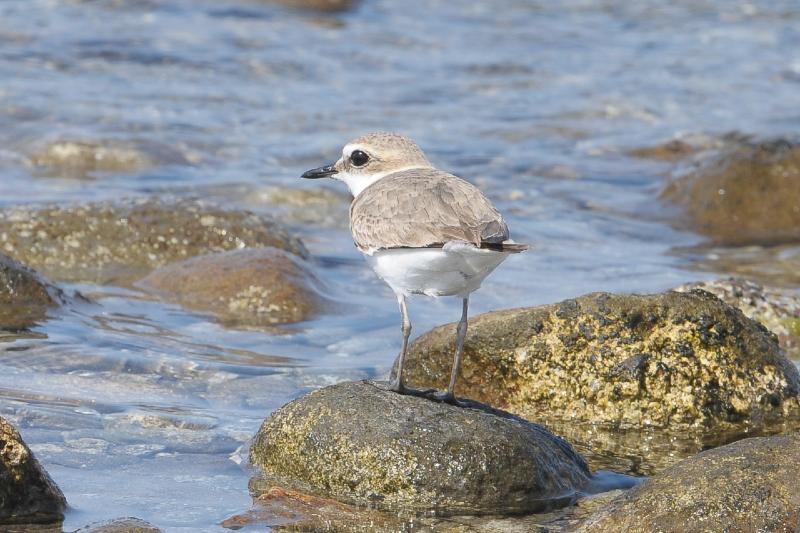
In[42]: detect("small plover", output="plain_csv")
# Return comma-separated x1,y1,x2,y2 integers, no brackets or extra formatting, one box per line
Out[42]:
302,132,527,403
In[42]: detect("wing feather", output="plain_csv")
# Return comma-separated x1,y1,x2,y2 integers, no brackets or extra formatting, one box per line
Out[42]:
349,169,509,252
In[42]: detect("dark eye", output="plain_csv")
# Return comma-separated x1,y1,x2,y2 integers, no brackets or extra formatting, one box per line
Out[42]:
350,150,369,167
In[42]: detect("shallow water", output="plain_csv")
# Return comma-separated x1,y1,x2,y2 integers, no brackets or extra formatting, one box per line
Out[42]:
1,0,799,530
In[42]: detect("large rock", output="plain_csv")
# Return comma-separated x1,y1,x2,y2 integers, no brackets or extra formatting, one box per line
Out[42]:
401,291,800,473
27,138,191,178
582,433,800,533
71,517,162,533
250,380,590,516
137,248,328,328
0,253,62,330
0,416,66,526
660,138,800,246
675,278,800,359
0,197,307,286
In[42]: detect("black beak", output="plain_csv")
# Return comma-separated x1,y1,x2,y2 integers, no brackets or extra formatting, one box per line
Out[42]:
301,164,337,179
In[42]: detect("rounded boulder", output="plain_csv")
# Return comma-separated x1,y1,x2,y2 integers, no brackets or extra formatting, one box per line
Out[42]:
250,380,591,516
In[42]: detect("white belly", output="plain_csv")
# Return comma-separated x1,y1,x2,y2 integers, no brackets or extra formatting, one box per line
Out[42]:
364,242,510,297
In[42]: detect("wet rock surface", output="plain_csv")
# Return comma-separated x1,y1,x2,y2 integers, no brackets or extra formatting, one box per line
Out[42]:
660,138,800,246
269,0,359,12
0,416,67,526
0,254,62,330
401,291,800,473
582,433,800,533
71,517,162,533
675,278,800,359
0,197,307,286
250,380,591,516
137,247,328,328
26,138,191,178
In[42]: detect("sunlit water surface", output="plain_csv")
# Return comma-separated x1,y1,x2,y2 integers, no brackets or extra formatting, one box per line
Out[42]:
1,0,799,530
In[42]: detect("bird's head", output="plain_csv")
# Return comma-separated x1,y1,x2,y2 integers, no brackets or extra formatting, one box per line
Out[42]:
302,132,433,197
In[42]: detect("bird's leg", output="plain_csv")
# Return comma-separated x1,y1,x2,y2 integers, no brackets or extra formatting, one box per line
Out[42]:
389,294,411,393
431,296,469,404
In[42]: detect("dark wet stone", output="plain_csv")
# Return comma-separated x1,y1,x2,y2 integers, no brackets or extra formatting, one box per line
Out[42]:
400,291,800,473
661,138,800,246
0,253,62,330
0,197,307,286
27,138,191,178
138,248,328,328
0,416,66,526
71,517,162,533
268,0,358,12
582,433,800,533
675,278,800,360
628,139,700,162
250,380,590,516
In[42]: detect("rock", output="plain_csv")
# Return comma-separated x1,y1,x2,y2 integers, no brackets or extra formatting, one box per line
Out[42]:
688,243,800,290
250,380,590,516
196,183,350,228
269,0,358,12
628,139,700,162
0,416,66,526
660,138,800,246
0,197,307,286
71,518,162,533
27,138,191,178
400,291,800,473
137,248,328,328
0,253,62,330
675,278,800,359
582,433,800,533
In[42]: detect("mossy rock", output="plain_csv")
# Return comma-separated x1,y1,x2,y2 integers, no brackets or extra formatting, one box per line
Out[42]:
71,517,162,533
675,278,800,360
250,380,591,516
137,247,329,328
0,253,62,330
582,432,800,533
0,416,66,526
27,138,191,178
401,291,800,473
0,197,307,286
661,138,800,246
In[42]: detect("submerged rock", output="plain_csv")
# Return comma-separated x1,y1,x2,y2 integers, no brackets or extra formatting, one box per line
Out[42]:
269,0,358,12
401,291,800,473
0,253,62,329
582,433,800,533
72,517,162,533
675,278,800,359
27,138,191,178
0,416,66,526
250,380,590,516
0,197,307,286
660,138,800,246
138,247,328,328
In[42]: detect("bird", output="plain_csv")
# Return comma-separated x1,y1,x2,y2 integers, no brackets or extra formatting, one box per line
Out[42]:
302,132,527,403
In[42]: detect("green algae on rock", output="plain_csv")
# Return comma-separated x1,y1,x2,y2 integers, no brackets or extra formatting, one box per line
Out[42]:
137,248,328,328
71,517,163,533
675,278,800,360
403,291,800,430
27,138,191,178
0,197,308,286
250,380,590,516
581,432,800,533
0,253,63,330
660,138,800,247
0,416,67,526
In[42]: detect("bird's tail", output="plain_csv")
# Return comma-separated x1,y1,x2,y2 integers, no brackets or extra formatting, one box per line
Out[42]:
480,241,530,253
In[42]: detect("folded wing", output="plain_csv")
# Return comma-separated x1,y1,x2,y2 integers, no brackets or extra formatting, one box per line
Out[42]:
350,169,510,253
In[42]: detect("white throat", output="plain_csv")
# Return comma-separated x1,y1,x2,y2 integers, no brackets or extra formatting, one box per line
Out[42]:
337,167,425,197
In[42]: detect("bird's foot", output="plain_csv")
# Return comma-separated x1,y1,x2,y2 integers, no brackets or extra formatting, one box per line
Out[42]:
426,389,462,406
387,380,436,398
